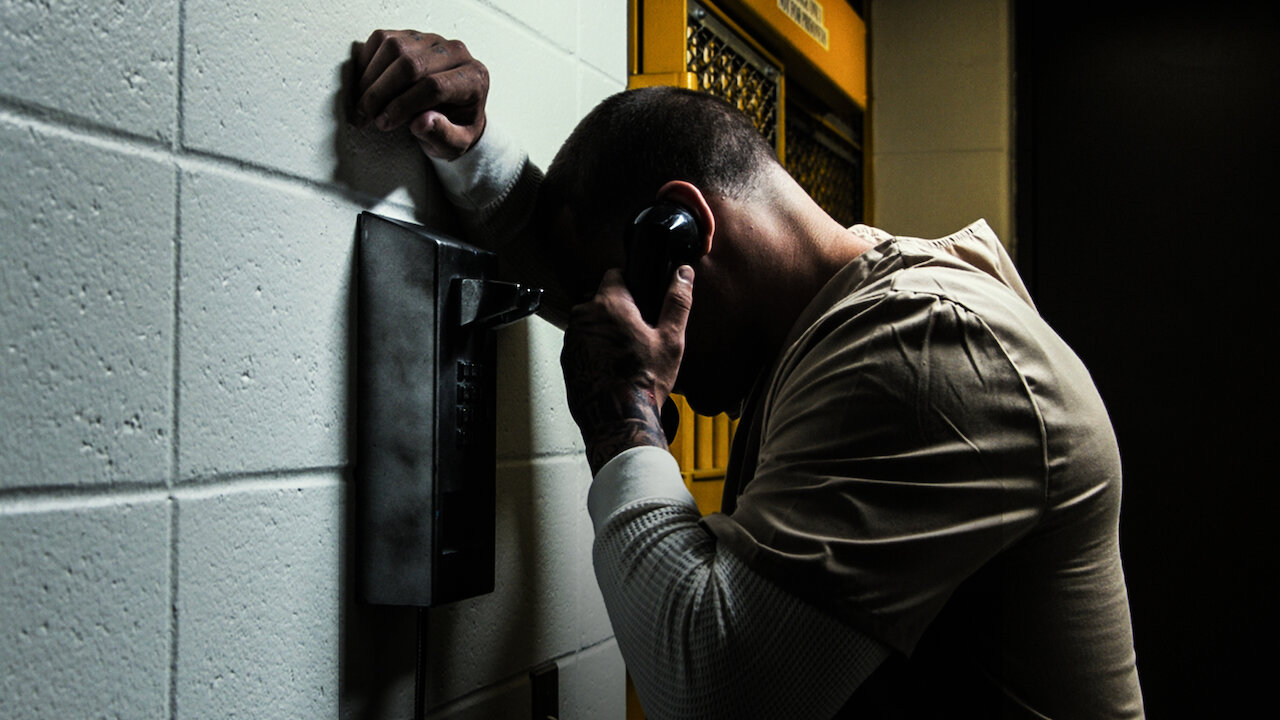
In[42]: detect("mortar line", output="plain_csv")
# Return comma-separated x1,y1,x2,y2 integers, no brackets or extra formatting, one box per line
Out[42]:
170,2,186,706
473,0,581,58
167,498,181,720
167,162,183,720
0,99,415,216
174,0,187,152
171,168,183,490
0,466,343,509
169,466,344,497
420,635,620,718
0,484,172,513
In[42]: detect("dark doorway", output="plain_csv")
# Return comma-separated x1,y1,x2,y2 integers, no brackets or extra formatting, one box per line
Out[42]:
1014,2,1279,715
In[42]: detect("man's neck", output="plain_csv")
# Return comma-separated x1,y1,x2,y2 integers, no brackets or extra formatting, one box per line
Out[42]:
746,182,878,354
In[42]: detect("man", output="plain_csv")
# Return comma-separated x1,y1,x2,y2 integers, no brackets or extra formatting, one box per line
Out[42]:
352,30,1145,718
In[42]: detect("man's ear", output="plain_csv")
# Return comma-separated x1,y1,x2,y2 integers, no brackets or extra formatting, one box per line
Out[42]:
656,180,715,257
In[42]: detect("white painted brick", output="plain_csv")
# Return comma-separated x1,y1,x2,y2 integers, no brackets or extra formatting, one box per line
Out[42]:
0,499,171,719
578,0,629,81
485,0,578,55
0,120,175,488
420,455,596,705
174,478,341,719
578,63,628,121
176,168,357,479
434,5,583,169
0,0,178,140
558,640,627,720
182,0,436,181
496,318,585,460
182,0,578,183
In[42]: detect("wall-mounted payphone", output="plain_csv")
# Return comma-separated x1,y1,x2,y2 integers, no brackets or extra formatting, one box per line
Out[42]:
355,212,541,607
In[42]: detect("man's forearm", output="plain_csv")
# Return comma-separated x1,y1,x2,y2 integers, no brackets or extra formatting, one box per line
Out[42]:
588,448,890,720
572,387,669,476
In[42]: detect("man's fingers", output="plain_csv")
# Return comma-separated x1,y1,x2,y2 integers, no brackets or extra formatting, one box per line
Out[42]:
594,269,644,315
657,266,694,338
356,37,401,99
353,30,477,127
411,110,486,159
383,62,487,131
596,268,628,296
357,29,390,70
355,52,413,125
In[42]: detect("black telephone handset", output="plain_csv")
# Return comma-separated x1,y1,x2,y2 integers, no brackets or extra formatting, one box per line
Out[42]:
623,201,701,326
624,201,701,442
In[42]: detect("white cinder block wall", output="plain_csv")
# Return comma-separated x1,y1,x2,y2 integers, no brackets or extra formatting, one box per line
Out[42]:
1,1,628,718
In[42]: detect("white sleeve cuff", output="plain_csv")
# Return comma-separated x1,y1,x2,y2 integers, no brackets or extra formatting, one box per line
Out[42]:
587,446,697,533
426,122,527,211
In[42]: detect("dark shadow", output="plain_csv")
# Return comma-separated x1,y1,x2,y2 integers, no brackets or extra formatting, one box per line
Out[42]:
419,321,545,714
339,220,418,720
1013,2,1280,715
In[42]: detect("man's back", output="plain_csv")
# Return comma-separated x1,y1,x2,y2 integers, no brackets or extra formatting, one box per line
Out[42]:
707,224,1143,717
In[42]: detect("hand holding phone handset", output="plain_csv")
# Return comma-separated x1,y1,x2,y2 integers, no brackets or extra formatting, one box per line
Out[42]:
623,201,701,442
624,201,702,326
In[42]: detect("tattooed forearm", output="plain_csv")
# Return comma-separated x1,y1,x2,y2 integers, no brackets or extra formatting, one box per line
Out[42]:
575,386,669,475
586,418,668,475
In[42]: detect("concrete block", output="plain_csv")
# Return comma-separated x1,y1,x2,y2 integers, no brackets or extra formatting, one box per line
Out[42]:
496,318,585,461
558,640,627,720
578,63,628,120
0,499,171,719
176,168,356,479
486,0,578,55
420,455,594,706
174,478,341,719
183,0,408,181
870,60,1010,154
870,0,1010,154
182,0,576,184
0,0,179,140
428,5,582,169
0,120,175,488
870,149,1011,244
427,673,530,720
870,0,1007,69
573,482,617,650
578,0,629,81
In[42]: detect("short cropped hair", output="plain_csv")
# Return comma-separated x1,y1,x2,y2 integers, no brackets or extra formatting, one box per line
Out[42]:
537,86,779,246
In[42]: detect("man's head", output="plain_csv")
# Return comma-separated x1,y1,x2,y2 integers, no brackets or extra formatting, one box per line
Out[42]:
537,86,786,414
537,86,778,288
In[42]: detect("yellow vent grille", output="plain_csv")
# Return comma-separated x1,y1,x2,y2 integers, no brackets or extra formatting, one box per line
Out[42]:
784,107,863,227
685,2,782,151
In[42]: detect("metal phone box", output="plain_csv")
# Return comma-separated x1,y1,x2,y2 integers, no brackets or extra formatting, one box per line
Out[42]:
355,212,540,606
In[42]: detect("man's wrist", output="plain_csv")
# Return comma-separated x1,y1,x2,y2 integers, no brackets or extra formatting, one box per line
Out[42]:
587,446,694,531
577,387,668,475
426,121,525,211
584,420,668,476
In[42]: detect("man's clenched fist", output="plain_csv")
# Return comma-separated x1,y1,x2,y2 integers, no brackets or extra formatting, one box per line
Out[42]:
351,30,489,159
